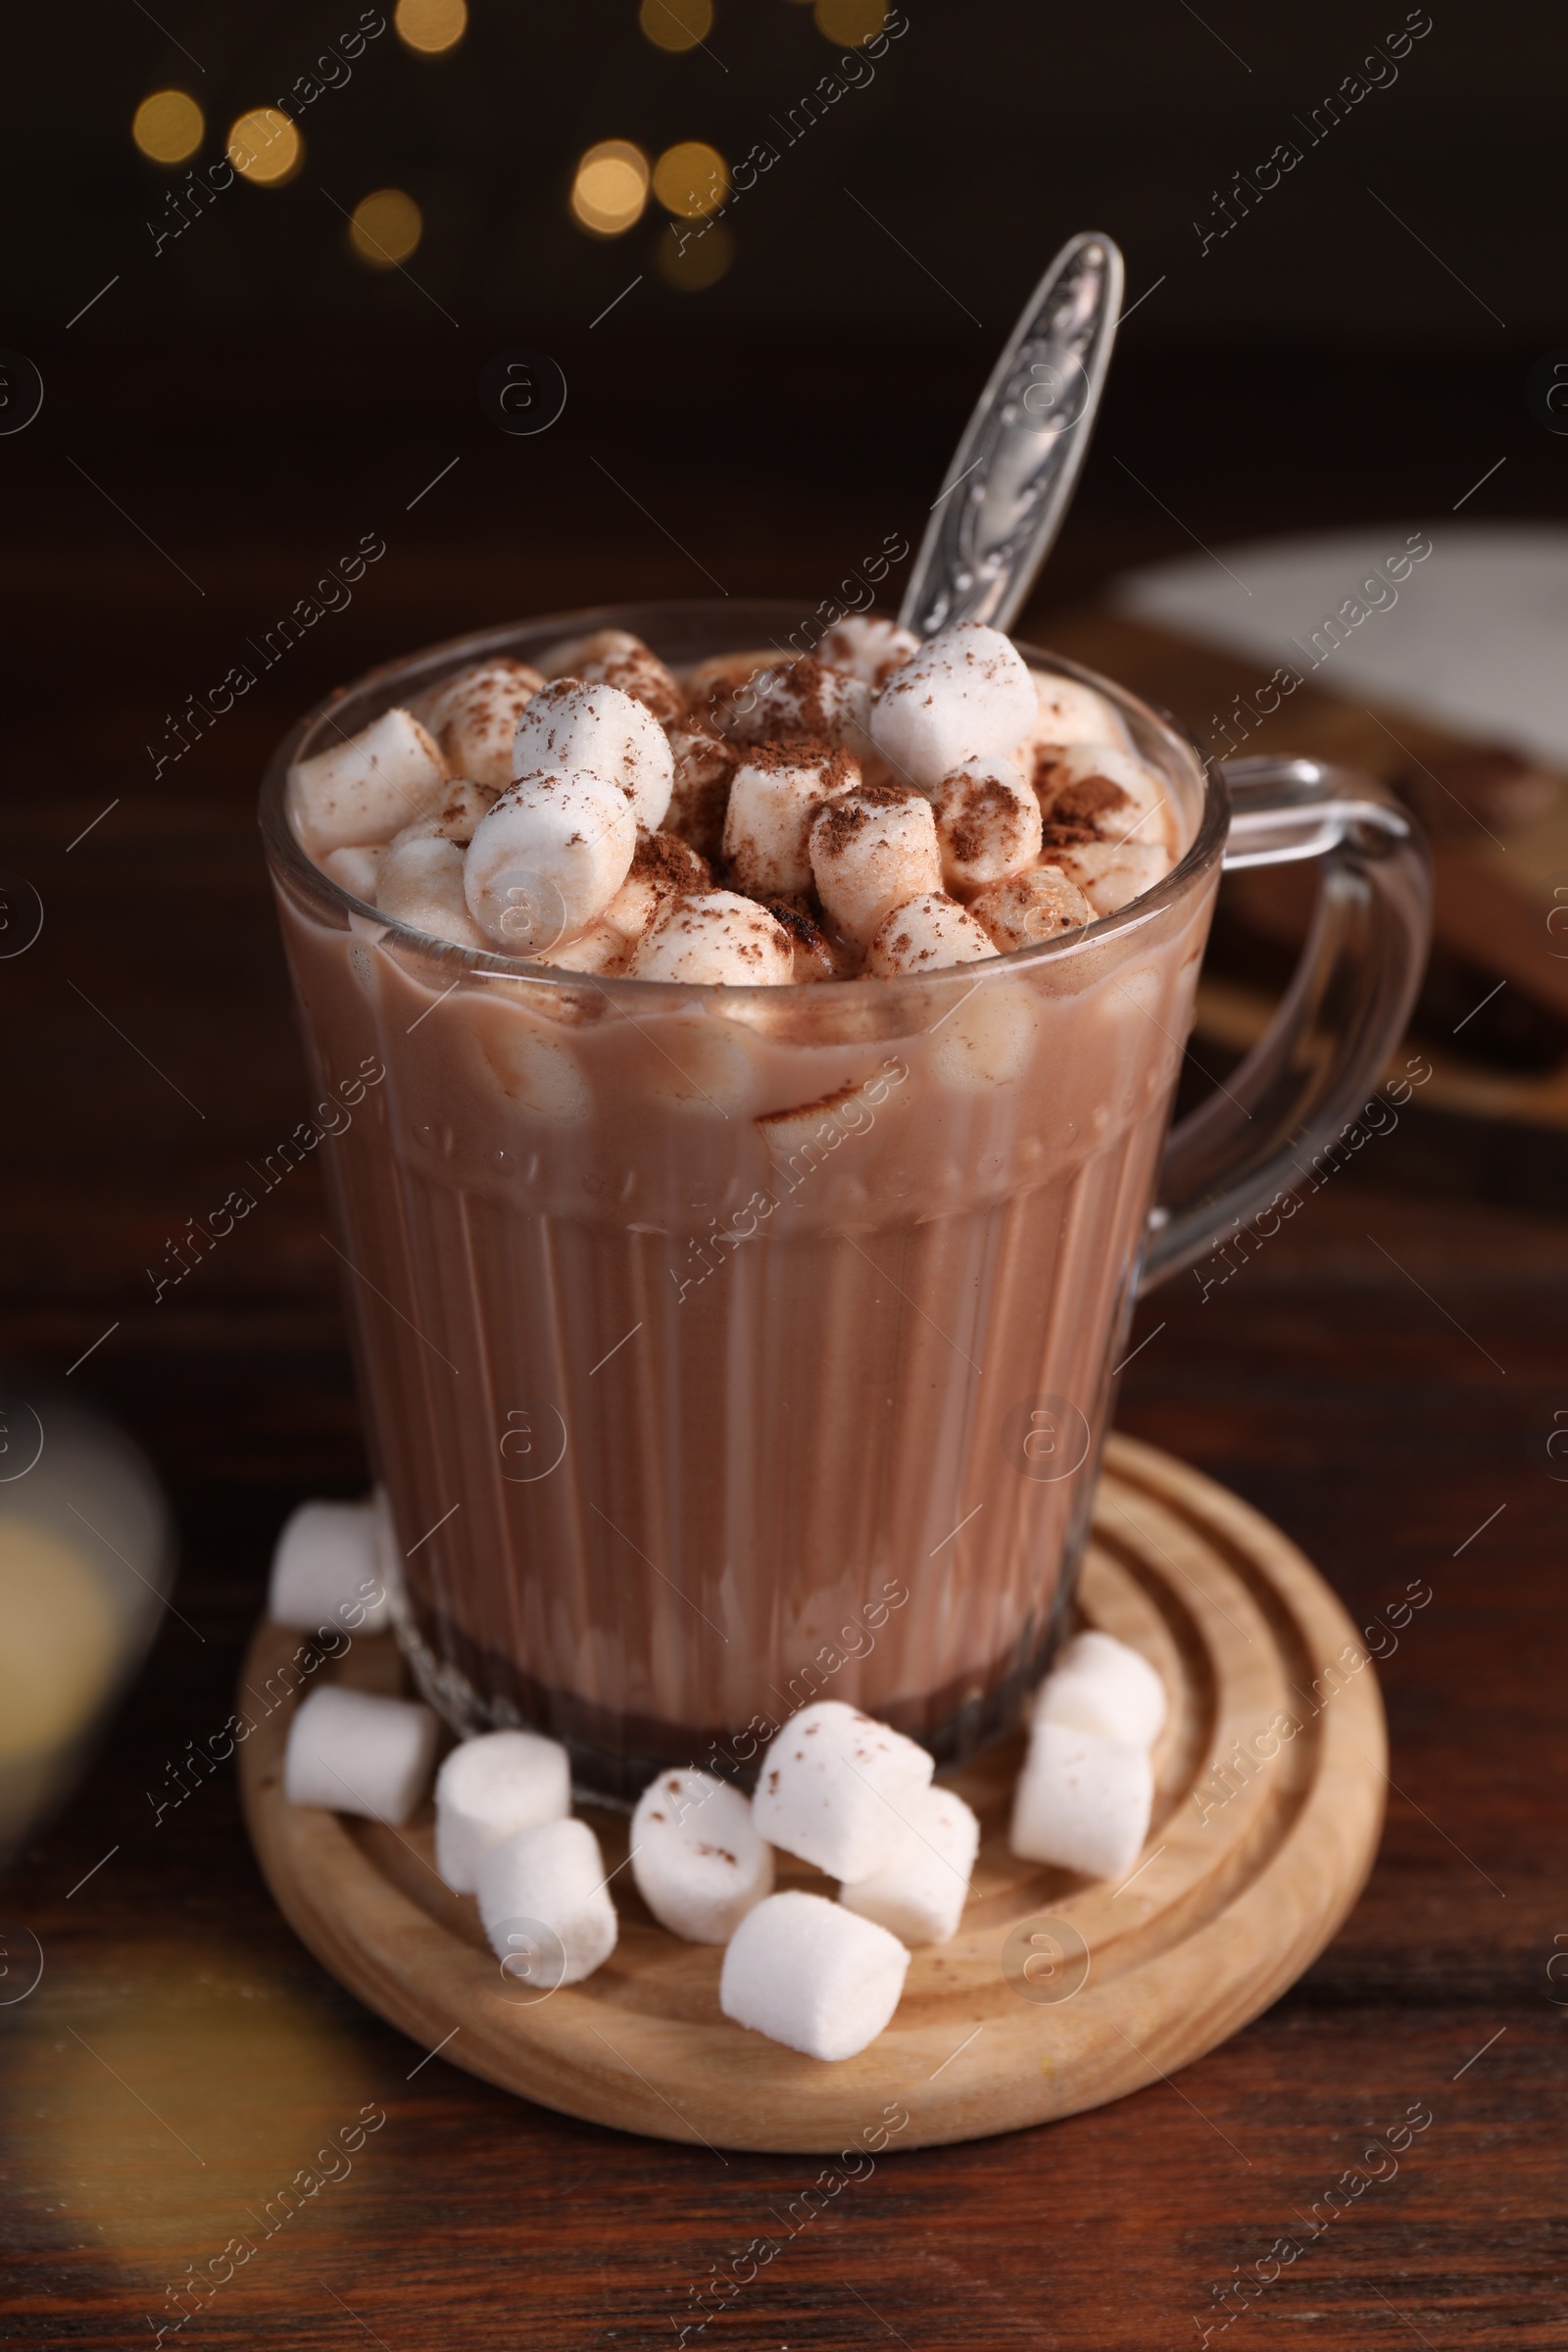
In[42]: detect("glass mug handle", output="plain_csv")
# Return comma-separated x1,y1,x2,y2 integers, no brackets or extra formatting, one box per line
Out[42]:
1141,756,1433,1290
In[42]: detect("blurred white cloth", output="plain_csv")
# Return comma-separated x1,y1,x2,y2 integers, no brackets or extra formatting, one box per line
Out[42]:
1113,524,1568,770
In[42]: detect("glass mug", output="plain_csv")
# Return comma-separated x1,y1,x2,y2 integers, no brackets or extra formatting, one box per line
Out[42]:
261,600,1429,1801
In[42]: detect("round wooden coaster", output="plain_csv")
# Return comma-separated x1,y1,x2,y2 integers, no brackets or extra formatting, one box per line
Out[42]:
237,1435,1385,2153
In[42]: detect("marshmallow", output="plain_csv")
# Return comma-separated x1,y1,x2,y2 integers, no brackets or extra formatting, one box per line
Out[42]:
838,1783,979,1946
1052,837,1172,917
752,1699,934,1882
808,785,943,952
427,661,545,792
599,829,712,946
392,776,499,847
465,770,638,952
723,743,859,898
628,891,794,986
269,1498,390,1636
540,628,685,726
511,678,673,830
720,1890,909,2061
969,865,1096,951
283,1685,438,1825
665,721,740,862
476,1815,617,1985
1036,744,1167,851
929,981,1039,1088
863,891,999,977
818,614,921,688
434,1729,572,1893
680,651,776,734
288,707,448,854
870,622,1036,790
319,844,385,903
377,833,490,949
534,920,629,974
727,657,871,753
630,1768,774,1943
1027,671,1131,753
762,894,854,982
930,757,1043,892
1009,1722,1153,1880
1035,1631,1168,1747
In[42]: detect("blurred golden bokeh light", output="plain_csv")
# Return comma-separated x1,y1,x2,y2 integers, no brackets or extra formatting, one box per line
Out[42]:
656,220,733,292
131,89,204,164
570,140,650,236
226,107,303,186
813,0,887,42
652,140,729,220
639,0,714,51
394,0,467,53
350,188,423,267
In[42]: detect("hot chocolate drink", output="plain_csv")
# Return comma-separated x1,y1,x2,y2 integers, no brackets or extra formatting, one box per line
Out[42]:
266,605,1214,1800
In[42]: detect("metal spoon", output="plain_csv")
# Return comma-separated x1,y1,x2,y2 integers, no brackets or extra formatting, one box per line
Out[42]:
900,231,1124,640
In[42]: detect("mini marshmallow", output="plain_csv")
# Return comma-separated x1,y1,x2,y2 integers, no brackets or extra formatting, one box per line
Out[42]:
759,895,848,982
720,1889,909,2061
283,1684,438,1825
930,757,1043,891
818,614,921,688
476,1815,617,1984
1009,1722,1153,1881
270,1497,390,1636
1027,671,1131,753
599,828,712,946
534,919,629,975
511,678,673,830
319,844,385,902
863,891,999,977
838,1783,979,1946
1035,1631,1168,1747
665,721,741,862
680,651,776,732
1052,837,1172,917
288,707,448,854
970,864,1096,951
465,769,638,951
392,776,499,847
870,622,1037,790
723,743,859,897
377,833,490,948
427,661,545,792
540,628,685,726
434,1729,572,1893
752,1699,934,1882
628,891,794,985
1036,744,1167,850
727,657,871,753
809,785,943,952
630,1768,774,1943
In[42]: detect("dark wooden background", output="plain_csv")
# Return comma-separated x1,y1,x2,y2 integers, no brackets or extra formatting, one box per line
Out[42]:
2,510,1565,2349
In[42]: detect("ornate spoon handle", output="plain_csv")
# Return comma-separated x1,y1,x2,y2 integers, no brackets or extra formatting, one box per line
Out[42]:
900,231,1124,640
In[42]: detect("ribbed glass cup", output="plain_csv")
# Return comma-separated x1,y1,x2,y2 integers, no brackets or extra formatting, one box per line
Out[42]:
261,600,1223,1801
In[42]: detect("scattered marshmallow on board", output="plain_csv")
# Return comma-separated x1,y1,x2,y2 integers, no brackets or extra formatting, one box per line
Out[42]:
434,1729,572,1893
629,1768,774,1943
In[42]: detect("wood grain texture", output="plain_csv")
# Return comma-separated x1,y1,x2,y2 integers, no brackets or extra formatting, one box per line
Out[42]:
237,1437,1385,2153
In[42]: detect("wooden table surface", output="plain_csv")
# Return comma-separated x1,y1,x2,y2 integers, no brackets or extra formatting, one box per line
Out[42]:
2,533,1565,2351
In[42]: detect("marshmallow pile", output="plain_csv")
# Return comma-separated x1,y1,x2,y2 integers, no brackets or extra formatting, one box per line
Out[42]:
270,1501,1164,2063
288,615,1174,984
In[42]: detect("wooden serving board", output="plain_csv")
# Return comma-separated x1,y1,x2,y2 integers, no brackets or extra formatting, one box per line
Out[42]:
237,1434,1385,2153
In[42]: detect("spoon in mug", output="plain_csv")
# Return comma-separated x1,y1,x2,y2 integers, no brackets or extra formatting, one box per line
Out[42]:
899,231,1124,641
